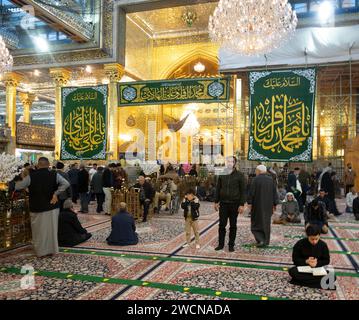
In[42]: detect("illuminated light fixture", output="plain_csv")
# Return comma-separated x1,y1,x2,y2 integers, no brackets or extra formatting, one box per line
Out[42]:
32,36,49,52
179,111,200,136
0,35,13,75
85,65,92,73
102,78,110,85
209,0,298,56
34,96,39,101
119,134,132,142
185,103,199,112
194,62,205,73
318,1,335,24
34,69,40,76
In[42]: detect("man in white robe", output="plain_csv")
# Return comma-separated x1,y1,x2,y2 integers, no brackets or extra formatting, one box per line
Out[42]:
15,157,70,258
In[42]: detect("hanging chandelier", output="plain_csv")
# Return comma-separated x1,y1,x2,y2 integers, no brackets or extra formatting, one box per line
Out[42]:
0,35,13,75
208,0,298,56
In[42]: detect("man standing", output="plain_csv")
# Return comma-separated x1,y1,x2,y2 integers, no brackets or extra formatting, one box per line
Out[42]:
91,166,105,213
15,157,70,258
89,163,98,182
103,163,116,215
344,163,356,195
56,161,72,211
247,164,279,247
133,175,155,222
214,156,246,252
68,163,80,203
78,164,90,213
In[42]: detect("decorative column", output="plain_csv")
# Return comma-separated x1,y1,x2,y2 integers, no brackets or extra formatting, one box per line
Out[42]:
104,63,124,161
4,72,22,154
19,92,36,123
49,68,71,160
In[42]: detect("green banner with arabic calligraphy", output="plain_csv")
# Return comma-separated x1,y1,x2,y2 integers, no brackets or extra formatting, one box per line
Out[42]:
118,77,230,106
61,85,108,160
248,69,316,162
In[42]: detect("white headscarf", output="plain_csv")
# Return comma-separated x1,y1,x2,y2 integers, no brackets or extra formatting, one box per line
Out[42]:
256,164,267,173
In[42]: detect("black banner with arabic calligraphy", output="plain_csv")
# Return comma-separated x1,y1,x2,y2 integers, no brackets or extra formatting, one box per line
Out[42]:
118,78,230,106
248,69,316,162
60,85,108,160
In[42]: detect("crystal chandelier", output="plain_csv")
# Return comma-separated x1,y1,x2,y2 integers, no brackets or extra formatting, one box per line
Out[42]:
0,35,13,75
208,0,298,56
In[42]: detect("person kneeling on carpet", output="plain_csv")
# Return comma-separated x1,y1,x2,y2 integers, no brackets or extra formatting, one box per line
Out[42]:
304,198,329,234
288,224,336,290
181,189,200,249
106,202,138,246
58,199,92,247
273,192,301,225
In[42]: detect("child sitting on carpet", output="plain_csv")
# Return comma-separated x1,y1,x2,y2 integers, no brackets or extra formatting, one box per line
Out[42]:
181,189,200,249
288,224,335,290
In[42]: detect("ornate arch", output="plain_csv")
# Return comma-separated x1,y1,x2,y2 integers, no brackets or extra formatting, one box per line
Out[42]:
161,48,219,79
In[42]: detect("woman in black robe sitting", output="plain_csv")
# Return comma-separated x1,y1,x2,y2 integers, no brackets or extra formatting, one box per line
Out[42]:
58,199,92,247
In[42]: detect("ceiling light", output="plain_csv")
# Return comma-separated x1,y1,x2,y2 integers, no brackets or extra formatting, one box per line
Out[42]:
319,1,335,24
32,36,49,52
194,62,205,73
209,0,298,56
85,65,92,73
34,69,40,76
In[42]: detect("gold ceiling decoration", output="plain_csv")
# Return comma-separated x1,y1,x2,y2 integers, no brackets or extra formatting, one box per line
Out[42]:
181,10,198,27
128,2,217,39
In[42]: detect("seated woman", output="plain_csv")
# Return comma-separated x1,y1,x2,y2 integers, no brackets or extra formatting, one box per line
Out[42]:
58,199,92,247
304,198,329,234
288,224,335,290
275,192,301,224
106,202,138,246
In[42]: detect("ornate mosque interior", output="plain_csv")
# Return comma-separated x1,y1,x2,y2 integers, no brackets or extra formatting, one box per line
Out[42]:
0,0,359,303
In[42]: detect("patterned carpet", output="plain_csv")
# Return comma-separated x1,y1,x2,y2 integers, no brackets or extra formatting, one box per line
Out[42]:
1,199,358,300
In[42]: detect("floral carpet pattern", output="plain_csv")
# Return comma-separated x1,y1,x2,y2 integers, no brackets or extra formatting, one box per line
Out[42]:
0,200,358,300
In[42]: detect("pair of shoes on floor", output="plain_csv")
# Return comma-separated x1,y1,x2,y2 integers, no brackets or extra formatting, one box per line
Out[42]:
215,245,234,252
256,242,267,248
183,243,201,249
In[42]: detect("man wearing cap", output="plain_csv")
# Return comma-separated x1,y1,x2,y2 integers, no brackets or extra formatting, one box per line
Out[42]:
247,164,279,247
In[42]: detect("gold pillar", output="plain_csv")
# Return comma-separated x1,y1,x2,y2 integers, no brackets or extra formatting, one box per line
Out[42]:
233,75,242,156
19,92,36,123
104,63,125,161
50,68,71,160
4,73,22,137
4,73,22,154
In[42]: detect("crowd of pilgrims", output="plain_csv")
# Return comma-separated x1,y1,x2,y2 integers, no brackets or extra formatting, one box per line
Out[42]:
11,156,358,291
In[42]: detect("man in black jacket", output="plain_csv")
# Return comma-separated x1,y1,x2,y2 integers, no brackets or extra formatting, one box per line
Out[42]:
78,164,90,213
58,199,92,247
133,175,155,222
214,156,246,252
103,163,116,215
68,163,80,203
